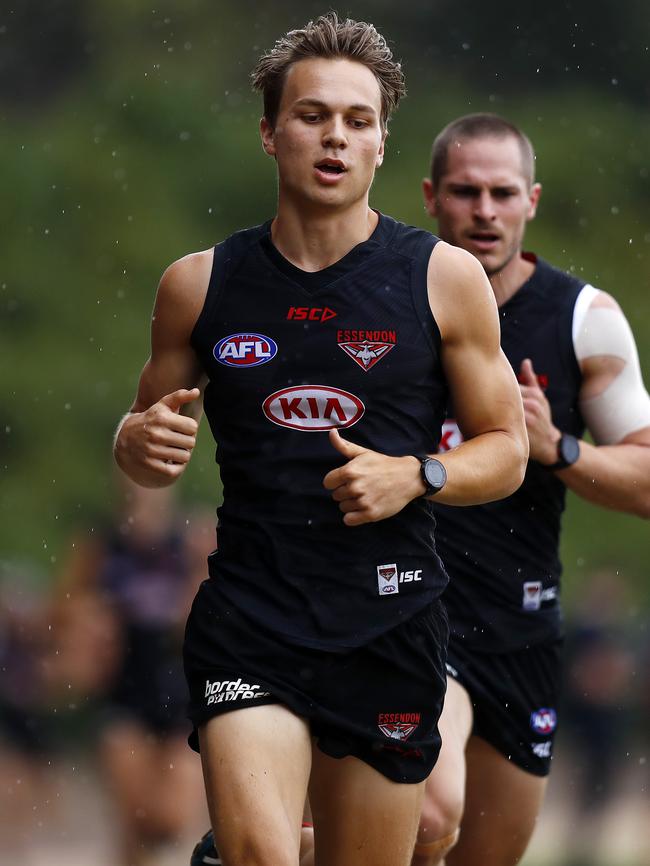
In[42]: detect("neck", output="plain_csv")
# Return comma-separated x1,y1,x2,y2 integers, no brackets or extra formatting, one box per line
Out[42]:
271,196,378,272
488,251,536,306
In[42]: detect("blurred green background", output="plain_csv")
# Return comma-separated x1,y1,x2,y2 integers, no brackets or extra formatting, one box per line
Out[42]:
1,0,649,608
0,4,648,865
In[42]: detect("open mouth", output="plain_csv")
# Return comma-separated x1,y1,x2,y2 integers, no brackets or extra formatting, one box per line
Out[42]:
315,161,347,175
469,232,500,243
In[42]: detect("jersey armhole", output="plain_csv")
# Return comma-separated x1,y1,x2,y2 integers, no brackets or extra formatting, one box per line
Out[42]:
190,239,231,351
409,235,443,357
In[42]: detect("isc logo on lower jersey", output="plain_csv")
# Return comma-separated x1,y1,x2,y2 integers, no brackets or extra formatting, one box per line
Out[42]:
377,563,423,596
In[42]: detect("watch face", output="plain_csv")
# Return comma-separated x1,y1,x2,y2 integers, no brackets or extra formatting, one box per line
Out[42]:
560,434,580,466
424,458,447,490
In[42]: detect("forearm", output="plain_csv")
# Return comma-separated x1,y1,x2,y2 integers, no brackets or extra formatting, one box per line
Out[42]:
430,429,528,506
555,440,650,517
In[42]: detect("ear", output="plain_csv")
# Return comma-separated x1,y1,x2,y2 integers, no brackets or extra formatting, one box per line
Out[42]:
422,178,437,218
527,182,542,221
375,129,387,168
260,116,276,157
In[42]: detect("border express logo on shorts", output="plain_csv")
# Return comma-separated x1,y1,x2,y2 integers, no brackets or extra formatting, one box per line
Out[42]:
204,678,270,706
262,385,364,431
530,708,557,735
214,333,278,367
377,712,421,742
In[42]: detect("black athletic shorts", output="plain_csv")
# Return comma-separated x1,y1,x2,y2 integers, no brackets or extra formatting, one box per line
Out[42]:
183,581,449,784
446,636,563,776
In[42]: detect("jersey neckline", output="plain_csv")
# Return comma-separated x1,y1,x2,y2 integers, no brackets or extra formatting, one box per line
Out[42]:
257,211,392,296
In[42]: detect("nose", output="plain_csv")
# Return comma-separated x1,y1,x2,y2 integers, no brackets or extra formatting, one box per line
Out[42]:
322,115,347,150
473,190,496,222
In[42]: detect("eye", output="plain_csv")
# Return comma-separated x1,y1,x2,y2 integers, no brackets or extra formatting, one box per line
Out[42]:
493,189,517,199
302,113,322,123
453,187,477,198
348,118,369,129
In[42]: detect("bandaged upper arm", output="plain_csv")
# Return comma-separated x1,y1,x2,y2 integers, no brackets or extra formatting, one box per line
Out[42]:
573,285,650,444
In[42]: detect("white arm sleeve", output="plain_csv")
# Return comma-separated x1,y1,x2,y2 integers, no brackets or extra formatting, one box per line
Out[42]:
572,285,650,445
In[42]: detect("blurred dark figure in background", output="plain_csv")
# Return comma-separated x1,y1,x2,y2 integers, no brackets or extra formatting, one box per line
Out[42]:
50,478,212,865
0,564,57,856
560,571,638,866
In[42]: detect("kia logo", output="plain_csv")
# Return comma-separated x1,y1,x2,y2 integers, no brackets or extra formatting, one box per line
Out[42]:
262,385,365,431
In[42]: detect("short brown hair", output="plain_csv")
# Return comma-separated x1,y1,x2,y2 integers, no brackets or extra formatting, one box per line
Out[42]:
251,12,406,130
431,113,536,188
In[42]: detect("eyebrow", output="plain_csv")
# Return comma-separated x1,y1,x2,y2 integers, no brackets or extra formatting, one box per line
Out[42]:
292,98,377,115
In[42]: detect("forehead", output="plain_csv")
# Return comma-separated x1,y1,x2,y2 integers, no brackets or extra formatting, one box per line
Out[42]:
443,135,527,186
280,57,382,114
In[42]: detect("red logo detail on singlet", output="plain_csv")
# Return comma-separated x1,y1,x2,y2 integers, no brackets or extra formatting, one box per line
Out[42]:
377,712,421,742
262,385,365,431
337,329,397,372
439,419,463,453
287,306,337,322
517,372,549,389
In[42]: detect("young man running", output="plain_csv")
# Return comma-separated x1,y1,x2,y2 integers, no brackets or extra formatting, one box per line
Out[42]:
114,21,528,866
414,113,650,866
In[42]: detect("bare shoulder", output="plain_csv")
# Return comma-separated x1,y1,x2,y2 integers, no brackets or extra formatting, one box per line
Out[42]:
151,247,215,340
156,248,214,317
427,241,498,342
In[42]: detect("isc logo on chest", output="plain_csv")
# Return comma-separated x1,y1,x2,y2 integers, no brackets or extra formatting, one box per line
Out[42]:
214,333,278,367
262,385,365,431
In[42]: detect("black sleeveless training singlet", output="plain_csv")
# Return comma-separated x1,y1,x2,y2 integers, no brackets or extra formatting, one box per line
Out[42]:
434,256,586,652
190,213,449,650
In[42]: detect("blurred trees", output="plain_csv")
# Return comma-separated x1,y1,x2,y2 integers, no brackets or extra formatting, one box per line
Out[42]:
1,1,649,600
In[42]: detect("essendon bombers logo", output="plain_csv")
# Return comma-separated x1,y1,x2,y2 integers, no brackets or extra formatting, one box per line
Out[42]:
262,385,365,431
377,712,421,742
377,563,399,596
337,329,396,372
214,333,277,367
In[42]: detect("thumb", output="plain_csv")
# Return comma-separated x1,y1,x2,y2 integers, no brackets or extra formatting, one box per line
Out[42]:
519,358,538,386
329,427,367,459
160,388,201,413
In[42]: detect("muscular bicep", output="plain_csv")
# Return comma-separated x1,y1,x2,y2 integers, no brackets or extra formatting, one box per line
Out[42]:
575,290,650,445
130,250,212,414
429,243,524,441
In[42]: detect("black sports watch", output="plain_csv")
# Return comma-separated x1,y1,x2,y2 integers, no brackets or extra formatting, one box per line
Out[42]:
415,455,447,496
545,432,580,470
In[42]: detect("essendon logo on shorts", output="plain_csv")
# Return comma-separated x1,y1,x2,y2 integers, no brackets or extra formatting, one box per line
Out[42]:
262,385,364,431
214,333,277,367
287,306,337,322
378,712,421,742
377,563,399,596
337,329,396,372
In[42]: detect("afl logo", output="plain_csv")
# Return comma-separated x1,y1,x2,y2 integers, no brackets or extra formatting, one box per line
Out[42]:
262,385,365,431
214,333,278,368
530,708,557,735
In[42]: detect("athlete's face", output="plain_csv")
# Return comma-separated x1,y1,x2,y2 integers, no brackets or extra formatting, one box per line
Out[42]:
423,135,541,276
260,57,385,210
